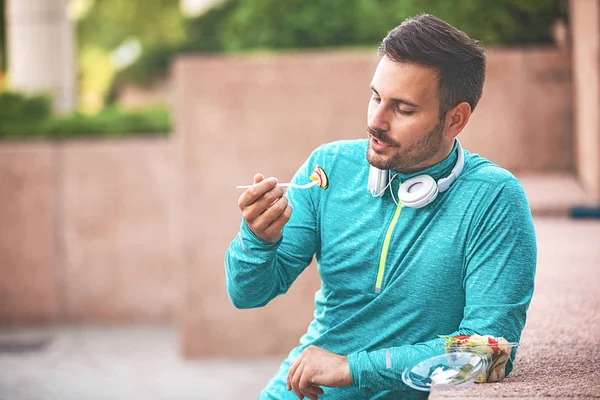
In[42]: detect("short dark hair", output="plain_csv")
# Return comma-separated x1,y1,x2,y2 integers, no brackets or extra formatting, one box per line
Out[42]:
378,14,486,116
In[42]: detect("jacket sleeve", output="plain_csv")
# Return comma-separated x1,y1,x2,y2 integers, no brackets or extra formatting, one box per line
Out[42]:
224,152,321,309
347,177,537,392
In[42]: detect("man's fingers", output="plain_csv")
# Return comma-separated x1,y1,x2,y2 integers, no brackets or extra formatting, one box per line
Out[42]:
306,384,324,395
245,195,289,238
253,173,265,184
287,356,301,391
243,186,286,224
299,368,315,390
299,366,316,398
291,362,305,399
298,367,322,400
237,177,278,211
309,385,324,396
303,390,318,400
260,198,290,230
263,204,292,238
302,385,324,400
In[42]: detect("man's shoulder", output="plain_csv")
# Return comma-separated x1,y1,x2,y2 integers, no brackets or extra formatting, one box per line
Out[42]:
462,151,521,188
460,151,530,210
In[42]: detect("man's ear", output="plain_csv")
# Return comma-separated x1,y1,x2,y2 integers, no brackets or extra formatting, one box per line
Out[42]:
444,102,472,139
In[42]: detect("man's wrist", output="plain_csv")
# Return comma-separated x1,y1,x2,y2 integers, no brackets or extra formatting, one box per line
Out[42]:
239,219,282,249
339,355,353,386
346,351,364,388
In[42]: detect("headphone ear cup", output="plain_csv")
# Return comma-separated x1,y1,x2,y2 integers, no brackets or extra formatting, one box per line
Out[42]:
398,175,438,208
368,166,388,197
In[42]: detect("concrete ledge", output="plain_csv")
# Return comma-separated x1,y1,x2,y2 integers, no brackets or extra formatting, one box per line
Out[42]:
432,218,600,398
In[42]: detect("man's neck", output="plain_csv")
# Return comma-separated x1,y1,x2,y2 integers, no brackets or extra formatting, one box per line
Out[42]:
397,140,455,174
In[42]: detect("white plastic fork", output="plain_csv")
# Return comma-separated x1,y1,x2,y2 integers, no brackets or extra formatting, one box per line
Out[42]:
236,181,318,189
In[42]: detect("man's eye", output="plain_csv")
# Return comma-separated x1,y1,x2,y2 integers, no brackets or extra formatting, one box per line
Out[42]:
371,96,381,103
397,109,415,116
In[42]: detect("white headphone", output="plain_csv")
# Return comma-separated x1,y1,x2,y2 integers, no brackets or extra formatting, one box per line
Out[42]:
367,140,465,208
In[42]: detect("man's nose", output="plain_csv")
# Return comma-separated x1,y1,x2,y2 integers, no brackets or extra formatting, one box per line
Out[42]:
368,103,389,132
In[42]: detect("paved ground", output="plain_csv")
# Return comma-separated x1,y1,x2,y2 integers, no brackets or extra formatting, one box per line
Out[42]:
0,216,599,399
0,325,280,399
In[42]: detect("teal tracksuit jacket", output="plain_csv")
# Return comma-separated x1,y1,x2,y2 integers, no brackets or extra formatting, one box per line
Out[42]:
225,139,537,399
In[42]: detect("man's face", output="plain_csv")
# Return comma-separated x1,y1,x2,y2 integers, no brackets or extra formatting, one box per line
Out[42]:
366,56,450,173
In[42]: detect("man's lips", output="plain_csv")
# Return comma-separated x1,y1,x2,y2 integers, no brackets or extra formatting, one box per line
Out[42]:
369,134,391,152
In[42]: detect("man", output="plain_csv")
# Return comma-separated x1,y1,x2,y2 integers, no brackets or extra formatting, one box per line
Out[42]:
225,14,536,399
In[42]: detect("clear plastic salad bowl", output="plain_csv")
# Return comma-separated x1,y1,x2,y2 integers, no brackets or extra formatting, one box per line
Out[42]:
401,335,520,392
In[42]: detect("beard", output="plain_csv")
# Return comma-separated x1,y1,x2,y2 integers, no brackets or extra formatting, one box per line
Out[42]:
366,118,445,172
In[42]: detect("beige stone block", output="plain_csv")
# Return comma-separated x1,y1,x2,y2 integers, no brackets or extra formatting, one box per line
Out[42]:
521,49,572,172
60,139,183,321
460,49,527,169
176,52,377,358
0,143,58,321
461,48,571,172
570,0,600,200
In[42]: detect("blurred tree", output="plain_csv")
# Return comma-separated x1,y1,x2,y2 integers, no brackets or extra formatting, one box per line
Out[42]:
77,0,185,51
182,0,239,52
113,0,238,87
394,0,565,45
76,0,185,111
220,0,564,51
106,0,238,102
221,0,382,50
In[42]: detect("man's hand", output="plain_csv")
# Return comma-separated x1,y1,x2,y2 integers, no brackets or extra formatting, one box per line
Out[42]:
238,173,292,243
286,345,352,400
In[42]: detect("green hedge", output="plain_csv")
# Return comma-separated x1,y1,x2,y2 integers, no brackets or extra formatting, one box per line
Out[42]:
109,0,239,94
220,0,564,50
110,0,564,93
0,92,171,139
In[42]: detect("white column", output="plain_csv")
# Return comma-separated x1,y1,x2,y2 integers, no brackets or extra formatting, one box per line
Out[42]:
180,0,223,17
6,0,76,112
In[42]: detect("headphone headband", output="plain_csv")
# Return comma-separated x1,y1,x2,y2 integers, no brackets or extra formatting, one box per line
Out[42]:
436,140,464,193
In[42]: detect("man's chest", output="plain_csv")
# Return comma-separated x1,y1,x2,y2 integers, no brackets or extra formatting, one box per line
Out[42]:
316,192,474,296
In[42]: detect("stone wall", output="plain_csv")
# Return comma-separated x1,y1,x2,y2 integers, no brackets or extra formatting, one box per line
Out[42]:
0,47,575,332
0,139,183,323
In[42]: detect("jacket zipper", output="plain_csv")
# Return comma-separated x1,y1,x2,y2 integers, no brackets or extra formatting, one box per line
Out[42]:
375,202,403,293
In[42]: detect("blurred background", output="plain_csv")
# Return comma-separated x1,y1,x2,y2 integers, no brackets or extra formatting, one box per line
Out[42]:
0,0,598,399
